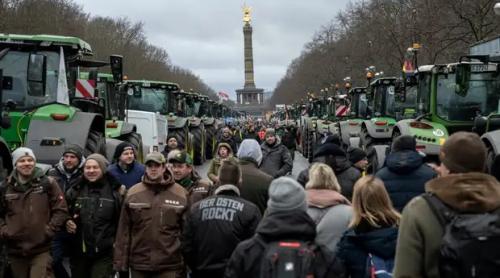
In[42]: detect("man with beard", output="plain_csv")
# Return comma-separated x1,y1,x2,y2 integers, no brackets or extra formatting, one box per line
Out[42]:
0,147,68,278
48,144,85,278
259,128,293,178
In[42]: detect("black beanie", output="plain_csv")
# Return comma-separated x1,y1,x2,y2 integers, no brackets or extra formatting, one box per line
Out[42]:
348,147,367,164
321,134,341,146
314,142,346,159
63,144,84,162
391,135,416,153
113,142,136,161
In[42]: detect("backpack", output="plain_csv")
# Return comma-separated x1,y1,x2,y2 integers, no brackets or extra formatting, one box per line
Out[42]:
258,236,317,278
423,193,500,277
368,253,393,278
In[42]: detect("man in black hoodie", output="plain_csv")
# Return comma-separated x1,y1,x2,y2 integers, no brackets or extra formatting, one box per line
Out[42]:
297,135,361,201
225,177,339,278
183,158,261,278
375,135,436,212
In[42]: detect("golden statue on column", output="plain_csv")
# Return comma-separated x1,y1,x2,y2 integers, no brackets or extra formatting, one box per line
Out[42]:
243,5,252,23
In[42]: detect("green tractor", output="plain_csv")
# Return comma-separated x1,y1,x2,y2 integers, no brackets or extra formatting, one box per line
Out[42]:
360,77,417,173
298,96,322,162
0,34,113,164
338,87,368,149
0,63,13,178
76,71,144,162
185,92,207,165
393,58,500,169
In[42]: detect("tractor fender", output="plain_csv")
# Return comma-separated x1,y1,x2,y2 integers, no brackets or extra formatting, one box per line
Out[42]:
482,130,500,156
120,122,137,136
393,119,413,136
26,112,104,165
372,144,389,171
362,120,393,139
105,138,124,162
168,117,188,129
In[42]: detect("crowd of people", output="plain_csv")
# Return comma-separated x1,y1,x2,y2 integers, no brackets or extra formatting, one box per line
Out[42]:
0,120,499,278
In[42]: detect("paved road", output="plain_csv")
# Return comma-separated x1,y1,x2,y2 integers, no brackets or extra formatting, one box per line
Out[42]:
195,151,309,180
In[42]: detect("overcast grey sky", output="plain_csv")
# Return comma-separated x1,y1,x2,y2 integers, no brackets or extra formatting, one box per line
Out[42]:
74,0,351,99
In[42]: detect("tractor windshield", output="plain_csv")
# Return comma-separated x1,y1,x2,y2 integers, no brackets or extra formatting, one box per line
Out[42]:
372,84,396,117
436,72,500,121
97,81,126,119
351,93,368,118
128,87,169,115
0,50,60,110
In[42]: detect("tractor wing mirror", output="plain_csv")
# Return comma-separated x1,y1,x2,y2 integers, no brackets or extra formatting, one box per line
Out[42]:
110,55,123,83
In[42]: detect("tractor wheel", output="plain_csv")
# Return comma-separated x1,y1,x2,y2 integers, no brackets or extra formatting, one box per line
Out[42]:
302,128,309,157
191,127,205,166
169,127,188,150
85,130,107,157
205,126,216,160
360,126,377,174
121,132,144,163
487,148,500,181
307,131,315,162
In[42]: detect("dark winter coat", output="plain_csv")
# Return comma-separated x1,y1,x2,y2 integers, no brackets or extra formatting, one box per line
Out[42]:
47,157,85,193
298,155,361,201
239,158,273,215
107,161,145,189
242,130,261,144
0,168,68,256
182,184,261,277
224,210,338,278
336,224,398,278
65,172,123,258
375,150,436,212
259,139,293,178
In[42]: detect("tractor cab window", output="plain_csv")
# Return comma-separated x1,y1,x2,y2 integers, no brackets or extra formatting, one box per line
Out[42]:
417,73,431,114
373,84,395,117
436,72,500,121
0,50,59,110
128,87,168,115
352,93,368,118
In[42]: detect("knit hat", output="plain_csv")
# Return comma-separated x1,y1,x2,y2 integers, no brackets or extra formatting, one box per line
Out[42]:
391,135,416,153
321,134,341,146
113,142,136,161
12,147,36,167
265,128,276,138
267,177,307,213
218,157,241,186
313,142,346,159
144,152,166,165
440,132,486,173
63,144,84,162
86,153,109,173
348,147,367,164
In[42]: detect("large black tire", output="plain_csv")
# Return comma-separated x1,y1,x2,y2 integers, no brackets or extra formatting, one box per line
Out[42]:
205,126,216,160
360,126,376,174
487,148,500,181
302,128,309,157
307,131,315,162
191,127,205,166
85,130,107,157
120,132,144,163
169,127,188,150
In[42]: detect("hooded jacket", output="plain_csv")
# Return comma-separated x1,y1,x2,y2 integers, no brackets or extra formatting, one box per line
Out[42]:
217,134,238,156
337,225,398,278
48,156,86,193
182,184,261,276
298,154,361,201
108,161,145,189
113,170,189,272
207,143,234,183
306,189,352,253
259,137,293,178
224,210,337,278
394,173,500,278
65,172,123,258
375,150,436,212
0,167,68,256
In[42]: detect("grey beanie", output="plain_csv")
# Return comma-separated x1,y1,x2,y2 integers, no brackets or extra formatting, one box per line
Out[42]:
12,147,36,167
267,177,307,213
86,153,109,173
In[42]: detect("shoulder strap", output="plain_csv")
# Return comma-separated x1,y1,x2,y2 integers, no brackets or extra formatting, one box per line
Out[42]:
422,193,455,227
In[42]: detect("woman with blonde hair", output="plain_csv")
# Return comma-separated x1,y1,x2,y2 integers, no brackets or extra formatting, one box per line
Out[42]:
306,163,352,253
335,175,400,278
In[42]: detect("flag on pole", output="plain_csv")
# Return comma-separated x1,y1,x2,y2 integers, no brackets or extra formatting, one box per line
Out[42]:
218,91,229,101
56,46,69,105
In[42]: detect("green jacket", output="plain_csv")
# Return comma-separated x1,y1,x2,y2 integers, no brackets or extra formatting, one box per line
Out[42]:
207,143,234,183
393,173,500,278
